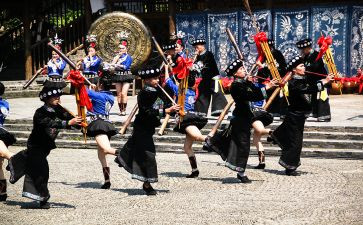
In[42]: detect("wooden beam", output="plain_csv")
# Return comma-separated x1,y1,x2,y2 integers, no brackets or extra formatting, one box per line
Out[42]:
24,0,33,80
168,0,176,40
84,0,92,31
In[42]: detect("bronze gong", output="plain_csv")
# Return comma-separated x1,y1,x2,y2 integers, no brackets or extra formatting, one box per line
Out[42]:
88,12,152,70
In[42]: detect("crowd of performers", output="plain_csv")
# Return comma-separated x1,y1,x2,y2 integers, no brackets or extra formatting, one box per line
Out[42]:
0,31,338,208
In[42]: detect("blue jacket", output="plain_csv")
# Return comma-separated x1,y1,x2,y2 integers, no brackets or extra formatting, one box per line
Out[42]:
83,55,102,75
0,98,9,126
165,78,196,112
47,58,67,76
87,90,114,117
115,53,132,70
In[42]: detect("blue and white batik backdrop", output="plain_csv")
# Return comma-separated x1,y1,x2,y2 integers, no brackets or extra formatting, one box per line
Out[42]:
274,9,310,63
350,6,363,76
239,10,272,71
207,12,239,75
175,13,207,57
311,6,348,75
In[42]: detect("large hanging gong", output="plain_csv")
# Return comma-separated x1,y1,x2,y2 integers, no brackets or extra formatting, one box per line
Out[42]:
88,12,152,70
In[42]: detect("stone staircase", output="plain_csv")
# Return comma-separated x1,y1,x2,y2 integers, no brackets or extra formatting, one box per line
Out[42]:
4,118,363,159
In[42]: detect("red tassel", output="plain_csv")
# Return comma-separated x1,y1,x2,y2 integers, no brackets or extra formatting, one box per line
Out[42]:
254,32,268,62
67,70,93,111
172,56,193,80
315,35,333,61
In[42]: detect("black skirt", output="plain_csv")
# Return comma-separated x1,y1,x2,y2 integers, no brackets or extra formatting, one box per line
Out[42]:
84,73,99,85
173,112,208,134
115,125,158,183
43,76,67,89
112,70,135,83
271,111,306,170
0,127,16,147
87,119,117,138
251,108,273,127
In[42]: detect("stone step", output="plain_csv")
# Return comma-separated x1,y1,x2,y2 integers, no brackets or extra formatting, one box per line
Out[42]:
5,124,363,140
10,130,363,150
12,137,363,159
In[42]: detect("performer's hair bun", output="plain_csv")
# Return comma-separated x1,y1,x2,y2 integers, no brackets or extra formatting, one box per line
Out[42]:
225,59,243,77
296,38,312,49
137,67,161,79
287,55,304,71
39,87,63,101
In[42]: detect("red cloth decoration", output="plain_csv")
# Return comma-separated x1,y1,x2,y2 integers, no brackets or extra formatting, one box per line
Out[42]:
176,39,182,45
220,77,234,92
67,70,93,111
253,32,268,62
194,78,202,100
121,41,127,46
172,56,193,79
89,42,96,48
315,35,333,62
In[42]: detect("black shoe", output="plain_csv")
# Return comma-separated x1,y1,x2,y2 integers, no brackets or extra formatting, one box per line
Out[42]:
202,136,213,152
39,201,50,209
285,169,300,176
0,194,7,202
143,184,157,196
114,156,123,167
254,163,265,169
101,181,111,189
237,174,252,183
186,170,199,178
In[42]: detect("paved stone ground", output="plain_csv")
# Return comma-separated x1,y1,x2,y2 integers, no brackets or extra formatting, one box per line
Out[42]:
0,147,362,225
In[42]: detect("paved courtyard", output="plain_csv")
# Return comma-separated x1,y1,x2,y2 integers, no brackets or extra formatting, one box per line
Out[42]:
0,147,362,225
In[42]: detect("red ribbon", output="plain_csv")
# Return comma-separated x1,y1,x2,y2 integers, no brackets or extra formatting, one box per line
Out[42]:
90,42,96,48
172,56,193,80
315,35,333,62
121,41,127,46
253,32,268,62
67,70,93,111
195,78,202,100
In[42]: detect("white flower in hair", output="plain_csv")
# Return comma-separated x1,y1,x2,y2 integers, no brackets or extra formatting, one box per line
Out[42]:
177,31,186,39
86,34,97,43
51,34,63,45
117,31,131,40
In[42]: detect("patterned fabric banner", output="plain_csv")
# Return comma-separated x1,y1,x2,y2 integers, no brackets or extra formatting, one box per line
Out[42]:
311,6,348,75
175,13,207,57
350,6,363,76
274,10,310,62
239,10,272,71
207,12,239,75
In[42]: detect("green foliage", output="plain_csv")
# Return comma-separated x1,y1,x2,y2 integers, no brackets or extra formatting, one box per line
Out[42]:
49,9,83,28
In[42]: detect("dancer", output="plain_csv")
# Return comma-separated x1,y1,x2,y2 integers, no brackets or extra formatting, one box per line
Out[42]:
111,37,133,116
250,76,273,169
205,59,276,183
7,87,82,209
191,38,227,116
43,34,67,89
268,55,333,175
86,75,118,189
297,38,331,122
164,65,207,178
115,67,180,195
0,82,16,201
82,34,102,85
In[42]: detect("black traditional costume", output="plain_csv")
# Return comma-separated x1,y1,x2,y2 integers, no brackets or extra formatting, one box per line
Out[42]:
7,87,77,206
191,38,227,116
269,55,326,175
205,59,268,182
297,38,331,121
115,68,163,184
